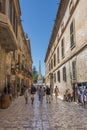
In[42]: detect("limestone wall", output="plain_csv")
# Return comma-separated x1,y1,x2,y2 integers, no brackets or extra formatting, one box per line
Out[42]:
0,46,6,92
45,0,87,99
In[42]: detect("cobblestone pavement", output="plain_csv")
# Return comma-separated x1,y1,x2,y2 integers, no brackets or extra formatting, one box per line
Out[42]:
0,94,87,130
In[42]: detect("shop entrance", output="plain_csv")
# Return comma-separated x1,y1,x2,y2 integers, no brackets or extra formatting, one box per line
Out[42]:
73,82,87,102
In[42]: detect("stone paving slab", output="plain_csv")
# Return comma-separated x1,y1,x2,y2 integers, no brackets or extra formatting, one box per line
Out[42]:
0,128,86,130
0,95,87,130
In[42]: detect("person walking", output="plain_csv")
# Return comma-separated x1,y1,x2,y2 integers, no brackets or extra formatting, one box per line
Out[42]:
38,86,44,103
54,86,59,99
30,85,36,104
7,83,13,102
24,87,29,104
46,85,51,103
50,85,53,100
43,87,46,96
37,85,40,99
77,88,81,103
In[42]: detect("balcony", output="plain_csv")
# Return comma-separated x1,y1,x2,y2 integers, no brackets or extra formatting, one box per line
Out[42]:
0,14,17,51
0,1,17,51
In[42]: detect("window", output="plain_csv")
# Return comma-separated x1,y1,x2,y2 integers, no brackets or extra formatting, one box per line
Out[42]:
54,73,56,83
0,0,5,13
15,16,18,37
72,61,76,80
63,67,66,81
12,4,18,37
61,22,64,33
61,38,64,58
54,54,56,67
18,54,20,64
57,70,60,82
49,63,50,71
70,21,75,48
8,0,12,23
57,47,60,63
69,0,74,15
8,0,18,37
49,62,51,71
13,51,15,60
57,33,59,40
13,5,15,31
51,59,53,69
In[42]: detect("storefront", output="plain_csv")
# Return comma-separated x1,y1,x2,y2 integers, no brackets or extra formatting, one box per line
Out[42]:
73,82,87,102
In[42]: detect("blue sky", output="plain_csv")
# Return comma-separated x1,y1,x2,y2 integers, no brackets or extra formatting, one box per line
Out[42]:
20,0,59,76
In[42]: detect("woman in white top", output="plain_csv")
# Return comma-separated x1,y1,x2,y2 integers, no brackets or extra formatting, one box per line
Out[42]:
54,86,59,99
24,87,29,104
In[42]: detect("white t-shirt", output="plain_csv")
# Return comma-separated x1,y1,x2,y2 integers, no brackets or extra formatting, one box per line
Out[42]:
24,89,29,97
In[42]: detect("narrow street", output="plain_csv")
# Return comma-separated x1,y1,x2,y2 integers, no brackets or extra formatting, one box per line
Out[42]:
0,94,87,130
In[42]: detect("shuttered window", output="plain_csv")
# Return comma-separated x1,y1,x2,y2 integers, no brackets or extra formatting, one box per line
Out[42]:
57,70,60,82
72,61,76,80
63,67,66,81
61,38,64,58
70,21,75,48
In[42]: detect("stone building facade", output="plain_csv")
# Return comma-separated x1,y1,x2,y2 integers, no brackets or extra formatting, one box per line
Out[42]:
0,0,33,98
45,0,87,101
